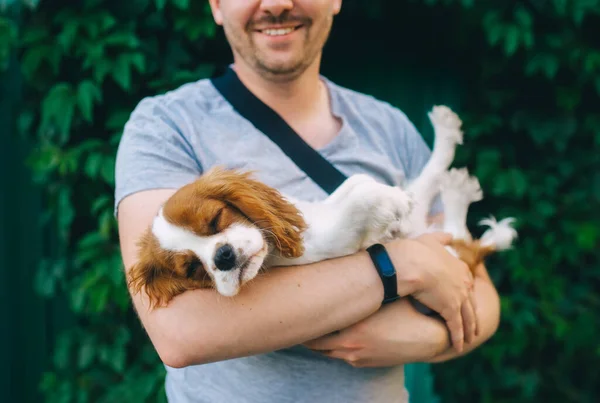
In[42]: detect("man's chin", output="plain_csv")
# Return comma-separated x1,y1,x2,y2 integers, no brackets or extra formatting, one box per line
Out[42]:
255,59,309,80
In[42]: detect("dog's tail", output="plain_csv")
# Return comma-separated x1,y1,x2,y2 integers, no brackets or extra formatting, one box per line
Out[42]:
479,216,518,250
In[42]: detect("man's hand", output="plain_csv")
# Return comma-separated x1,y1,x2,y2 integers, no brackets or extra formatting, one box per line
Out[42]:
388,232,478,353
303,299,448,368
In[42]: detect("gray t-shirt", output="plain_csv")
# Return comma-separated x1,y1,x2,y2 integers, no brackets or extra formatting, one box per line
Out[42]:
115,76,439,403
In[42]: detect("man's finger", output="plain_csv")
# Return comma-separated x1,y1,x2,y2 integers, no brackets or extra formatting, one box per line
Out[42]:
465,271,479,337
320,348,351,360
461,297,477,345
443,309,464,353
469,288,479,337
302,331,343,351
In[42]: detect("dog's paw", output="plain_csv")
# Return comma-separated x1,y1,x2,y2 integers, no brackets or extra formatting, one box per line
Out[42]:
429,105,462,130
440,167,483,204
359,185,414,248
428,105,463,145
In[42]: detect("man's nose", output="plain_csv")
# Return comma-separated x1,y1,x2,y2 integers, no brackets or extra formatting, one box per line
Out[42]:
259,0,294,17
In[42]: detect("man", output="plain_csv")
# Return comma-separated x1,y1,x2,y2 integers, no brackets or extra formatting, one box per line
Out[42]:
115,0,501,401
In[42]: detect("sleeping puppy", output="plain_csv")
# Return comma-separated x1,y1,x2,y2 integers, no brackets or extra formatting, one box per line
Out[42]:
128,167,414,307
128,106,517,308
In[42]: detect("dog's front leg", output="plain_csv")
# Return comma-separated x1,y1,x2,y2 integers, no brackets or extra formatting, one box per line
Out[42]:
272,180,414,267
269,198,369,266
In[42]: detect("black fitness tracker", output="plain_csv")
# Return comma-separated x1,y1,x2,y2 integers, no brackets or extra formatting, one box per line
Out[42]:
366,243,400,305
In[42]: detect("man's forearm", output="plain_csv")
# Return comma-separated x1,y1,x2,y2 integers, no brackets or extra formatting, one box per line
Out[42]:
134,251,384,368
325,273,500,367
299,261,497,368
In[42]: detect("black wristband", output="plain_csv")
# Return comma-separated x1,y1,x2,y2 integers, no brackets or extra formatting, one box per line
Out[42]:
366,243,400,305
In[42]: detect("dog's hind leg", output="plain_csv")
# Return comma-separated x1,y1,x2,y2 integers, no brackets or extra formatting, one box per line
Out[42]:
406,106,464,236
439,167,483,242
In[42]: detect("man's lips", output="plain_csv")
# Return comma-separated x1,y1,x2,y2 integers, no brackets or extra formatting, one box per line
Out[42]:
254,23,303,30
254,24,304,37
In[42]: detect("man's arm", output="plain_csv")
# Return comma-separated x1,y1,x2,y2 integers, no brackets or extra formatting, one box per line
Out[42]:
302,265,499,367
120,189,387,368
303,214,501,367
119,190,475,368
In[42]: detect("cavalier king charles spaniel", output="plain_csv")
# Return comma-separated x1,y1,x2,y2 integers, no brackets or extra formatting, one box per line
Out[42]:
128,167,414,307
128,106,517,308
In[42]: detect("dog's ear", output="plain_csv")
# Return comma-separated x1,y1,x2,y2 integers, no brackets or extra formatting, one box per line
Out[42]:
226,172,307,258
127,231,194,308
170,167,307,258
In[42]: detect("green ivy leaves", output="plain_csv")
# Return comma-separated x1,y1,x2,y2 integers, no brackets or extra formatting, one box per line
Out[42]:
12,0,218,401
414,1,600,401
484,8,534,56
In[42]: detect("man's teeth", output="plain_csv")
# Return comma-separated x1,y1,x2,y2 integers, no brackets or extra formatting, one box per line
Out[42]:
263,27,295,36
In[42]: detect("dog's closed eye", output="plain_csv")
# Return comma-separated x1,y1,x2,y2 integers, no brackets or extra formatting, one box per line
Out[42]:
209,208,223,234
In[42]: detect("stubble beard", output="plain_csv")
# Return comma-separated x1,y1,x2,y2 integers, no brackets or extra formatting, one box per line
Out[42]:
223,15,334,83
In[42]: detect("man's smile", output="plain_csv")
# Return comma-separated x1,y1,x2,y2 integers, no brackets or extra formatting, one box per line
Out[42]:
254,24,304,38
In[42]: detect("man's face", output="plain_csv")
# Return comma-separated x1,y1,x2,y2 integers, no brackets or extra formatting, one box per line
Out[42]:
209,0,342,80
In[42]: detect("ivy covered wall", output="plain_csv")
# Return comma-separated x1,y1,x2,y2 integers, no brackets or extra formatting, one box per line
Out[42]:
1,1,598,402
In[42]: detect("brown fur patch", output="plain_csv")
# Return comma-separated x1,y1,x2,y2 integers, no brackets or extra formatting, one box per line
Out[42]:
450,239,496,275
127,229,214,308
163,167,307,258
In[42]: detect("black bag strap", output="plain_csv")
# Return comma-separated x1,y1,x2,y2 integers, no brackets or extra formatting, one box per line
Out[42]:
210,66,347,195
211,67,437,315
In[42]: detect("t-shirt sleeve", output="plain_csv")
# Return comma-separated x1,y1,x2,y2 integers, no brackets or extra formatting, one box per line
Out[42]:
391,108,444,216
114,97,202,215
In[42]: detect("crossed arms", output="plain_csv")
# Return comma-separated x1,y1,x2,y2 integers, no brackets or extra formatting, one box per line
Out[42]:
118,188,500,368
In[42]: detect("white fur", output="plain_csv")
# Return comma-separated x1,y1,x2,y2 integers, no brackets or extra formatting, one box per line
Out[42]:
436,167,483,257
479,216,518,250
439,167,483,241
269,174,414,266
406,105,464,237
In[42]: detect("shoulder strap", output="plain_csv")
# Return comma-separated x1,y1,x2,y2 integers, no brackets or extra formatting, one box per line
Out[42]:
210,67,347,195
212,68,439,318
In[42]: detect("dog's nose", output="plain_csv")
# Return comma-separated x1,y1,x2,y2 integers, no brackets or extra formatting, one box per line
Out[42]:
214,244,236,271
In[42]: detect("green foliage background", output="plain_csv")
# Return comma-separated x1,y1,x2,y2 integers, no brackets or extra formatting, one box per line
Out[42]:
1,0,599,402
